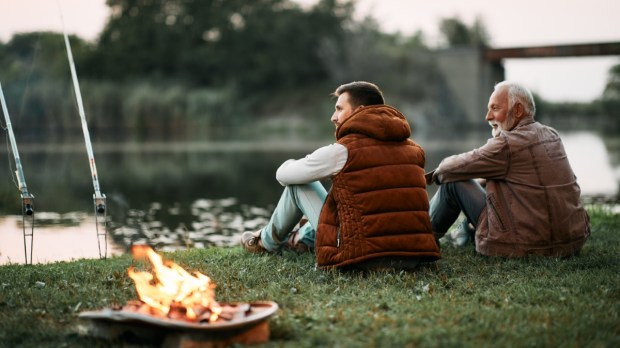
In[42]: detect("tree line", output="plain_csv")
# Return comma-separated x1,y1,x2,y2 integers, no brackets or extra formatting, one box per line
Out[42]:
0,0,617,142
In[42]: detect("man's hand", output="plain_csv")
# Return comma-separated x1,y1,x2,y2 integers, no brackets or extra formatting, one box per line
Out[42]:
425,170,436,186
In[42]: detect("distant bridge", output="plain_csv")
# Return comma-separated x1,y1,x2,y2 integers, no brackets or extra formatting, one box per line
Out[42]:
434,41,620,124
485,42,620,61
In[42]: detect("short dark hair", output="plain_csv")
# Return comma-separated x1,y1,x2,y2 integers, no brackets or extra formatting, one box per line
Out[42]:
332,81,385,107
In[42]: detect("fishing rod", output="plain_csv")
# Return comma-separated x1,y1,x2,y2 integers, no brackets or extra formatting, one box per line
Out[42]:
58,4,107,259
0,82,35,264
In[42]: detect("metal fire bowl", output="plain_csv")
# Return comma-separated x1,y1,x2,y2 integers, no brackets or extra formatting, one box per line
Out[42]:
78,301,279,346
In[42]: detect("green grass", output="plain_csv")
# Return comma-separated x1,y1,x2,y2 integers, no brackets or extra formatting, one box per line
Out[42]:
1,206,618,347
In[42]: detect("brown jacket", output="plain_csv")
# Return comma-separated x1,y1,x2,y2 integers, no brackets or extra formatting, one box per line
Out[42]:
315,105,440,269
435,119,590,257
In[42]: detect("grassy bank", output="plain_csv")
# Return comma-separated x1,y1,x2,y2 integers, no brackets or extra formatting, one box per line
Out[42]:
0,207,618,347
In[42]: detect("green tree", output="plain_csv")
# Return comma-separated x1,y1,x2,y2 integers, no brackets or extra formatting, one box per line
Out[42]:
0,32,93,140
0,32,92,82
87,0,352,94
319,16,438,105
602,63,620,100
601,62,620,117
439,16,489,47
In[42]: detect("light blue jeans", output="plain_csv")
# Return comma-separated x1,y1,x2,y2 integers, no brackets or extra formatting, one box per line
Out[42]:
429,180,486,238
260,181,327,251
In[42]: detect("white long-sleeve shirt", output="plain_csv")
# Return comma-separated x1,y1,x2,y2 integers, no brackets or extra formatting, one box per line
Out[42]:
275,143,348,186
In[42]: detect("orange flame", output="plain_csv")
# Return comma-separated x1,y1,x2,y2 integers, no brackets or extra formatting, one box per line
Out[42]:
127,245,222,322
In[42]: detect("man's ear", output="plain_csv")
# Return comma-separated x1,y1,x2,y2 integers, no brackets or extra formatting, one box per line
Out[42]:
356,105,364,110
514,102,525,119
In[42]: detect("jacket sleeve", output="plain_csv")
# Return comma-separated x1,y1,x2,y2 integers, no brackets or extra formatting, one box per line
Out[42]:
276,143,348,186
435,135,510,184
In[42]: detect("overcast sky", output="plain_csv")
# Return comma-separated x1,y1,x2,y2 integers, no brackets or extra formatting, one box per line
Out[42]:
1,0,619,102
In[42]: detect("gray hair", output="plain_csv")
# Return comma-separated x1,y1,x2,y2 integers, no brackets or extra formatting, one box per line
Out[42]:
494,81,536,118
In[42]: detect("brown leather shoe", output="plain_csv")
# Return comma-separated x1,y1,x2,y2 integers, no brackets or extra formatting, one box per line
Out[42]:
284,229,312,253
240,230,267,253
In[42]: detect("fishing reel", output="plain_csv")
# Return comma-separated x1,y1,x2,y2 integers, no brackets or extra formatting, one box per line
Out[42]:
22,194,34,215
94,194,106,214
94,194,107,260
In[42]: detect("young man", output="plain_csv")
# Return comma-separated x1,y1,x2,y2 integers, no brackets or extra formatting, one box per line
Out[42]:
241,81,440,270
426,81,590,257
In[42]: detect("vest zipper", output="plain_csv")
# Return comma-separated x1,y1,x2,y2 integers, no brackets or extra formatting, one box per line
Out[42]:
336,227,341,248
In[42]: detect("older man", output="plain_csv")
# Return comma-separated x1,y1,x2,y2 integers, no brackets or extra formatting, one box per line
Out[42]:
426,81,590,257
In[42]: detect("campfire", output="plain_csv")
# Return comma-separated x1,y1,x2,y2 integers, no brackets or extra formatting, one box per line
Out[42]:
79,245,278,347
126,245,223,323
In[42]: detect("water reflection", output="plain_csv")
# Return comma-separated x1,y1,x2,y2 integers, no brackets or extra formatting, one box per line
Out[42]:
113,198,271,251
560,132,618,197
0,131,618,264
0,215,124,264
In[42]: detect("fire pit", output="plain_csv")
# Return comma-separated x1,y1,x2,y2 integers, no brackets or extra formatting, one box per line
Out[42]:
78,245,278,347
78,301,278,347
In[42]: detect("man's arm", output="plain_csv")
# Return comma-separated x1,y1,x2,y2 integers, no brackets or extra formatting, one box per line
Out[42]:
424,170,436,186
432,136,510,184
276,143,348,186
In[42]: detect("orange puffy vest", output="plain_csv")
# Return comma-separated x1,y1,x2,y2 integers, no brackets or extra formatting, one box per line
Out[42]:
315,105,440,269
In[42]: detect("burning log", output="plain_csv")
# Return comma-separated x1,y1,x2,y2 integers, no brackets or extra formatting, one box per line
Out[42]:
112,300,252,324
127,245,223,322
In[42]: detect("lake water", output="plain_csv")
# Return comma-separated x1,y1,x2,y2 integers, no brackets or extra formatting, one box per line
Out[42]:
1,131,618,264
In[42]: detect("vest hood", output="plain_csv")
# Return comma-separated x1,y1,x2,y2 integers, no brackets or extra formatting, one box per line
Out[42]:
336,105,411,141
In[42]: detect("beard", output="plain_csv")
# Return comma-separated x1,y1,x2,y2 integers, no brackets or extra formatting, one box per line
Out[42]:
491,108,516,137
